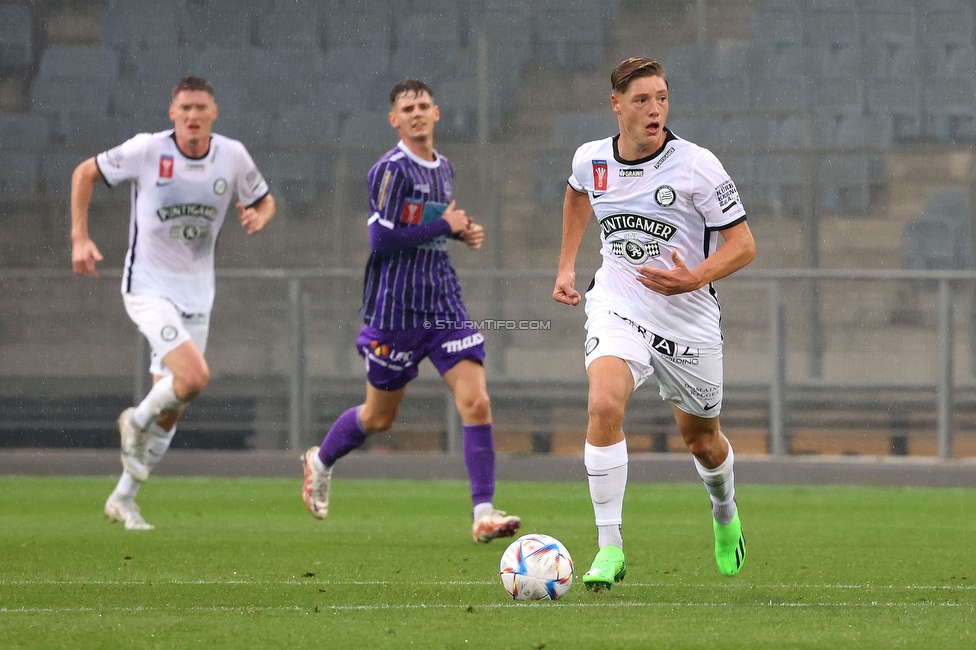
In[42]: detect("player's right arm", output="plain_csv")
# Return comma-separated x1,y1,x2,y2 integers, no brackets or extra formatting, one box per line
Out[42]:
553,185,593,306
70,157,105,278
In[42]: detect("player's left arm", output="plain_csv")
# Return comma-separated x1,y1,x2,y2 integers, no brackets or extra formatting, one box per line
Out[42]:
236,193,276,234
636,220,755,296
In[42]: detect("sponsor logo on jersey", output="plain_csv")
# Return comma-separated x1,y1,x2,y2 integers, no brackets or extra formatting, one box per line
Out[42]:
160,325,178,342
156,203,219,222
654,185,676,207
170,221,211,242
585,337,599,355
245,169,264,193
368,340,414,364
653,146,675,169
105,146,124,169
159,155,174,179
592,160,608,191
441,332,485,354
611,238,660,265
401,199,424,224
600,213,677,241
619,169,644,177
213,178,227,195
715,179,741,212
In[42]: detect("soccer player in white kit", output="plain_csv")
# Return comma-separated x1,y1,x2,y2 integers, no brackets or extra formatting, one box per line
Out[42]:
553,58,756,587
70,77,276,530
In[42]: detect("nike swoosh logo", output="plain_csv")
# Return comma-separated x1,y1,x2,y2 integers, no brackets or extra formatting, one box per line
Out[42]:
585,472,609,477
703,403,718,411
591,192,605,198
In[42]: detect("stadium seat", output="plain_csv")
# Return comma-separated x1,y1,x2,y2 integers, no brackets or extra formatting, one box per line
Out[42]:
532,151,571,210
323,0,392,49
337,111,396,146
901,216,970,271
269,105,338,148
31,80,112,117
0,153,40,201
805,6,860,47
863,43,922,80
325,44,390,82
751,0,803,47
0,3,32,70
0,115,51,151
866,78,923,142
924,78,976,142
100,0,182,49
252,151,321,217
179,0,257,47
551,113,617,148
860,0,918,47
751,76,809,112
920,0,974,48
256,0,320,48
36,45,119,85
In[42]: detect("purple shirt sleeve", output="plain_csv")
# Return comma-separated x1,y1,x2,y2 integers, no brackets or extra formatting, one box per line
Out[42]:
368,217,452,254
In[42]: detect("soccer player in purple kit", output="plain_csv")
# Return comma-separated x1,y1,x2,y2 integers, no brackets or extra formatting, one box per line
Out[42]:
301,79,521,544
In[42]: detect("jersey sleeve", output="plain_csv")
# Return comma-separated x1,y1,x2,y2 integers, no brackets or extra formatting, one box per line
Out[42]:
567,145,590,193
690,149,747,229
233,143,270,208
95,133,151,188
367,159,408,228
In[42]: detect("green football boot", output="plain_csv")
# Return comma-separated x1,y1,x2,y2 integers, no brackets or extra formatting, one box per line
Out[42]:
713,510,746,576
581,545,627,593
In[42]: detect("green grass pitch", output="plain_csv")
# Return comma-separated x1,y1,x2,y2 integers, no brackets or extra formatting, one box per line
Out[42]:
1,475,974,649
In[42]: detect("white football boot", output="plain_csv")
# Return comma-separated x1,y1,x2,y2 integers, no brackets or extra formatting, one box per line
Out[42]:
118,407,149,482
301,446,332,519
472,509,521,543
104,495,154,531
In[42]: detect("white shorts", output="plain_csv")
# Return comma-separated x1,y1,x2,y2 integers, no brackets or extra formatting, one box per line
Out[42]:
583,310,723,418
123,292,209,377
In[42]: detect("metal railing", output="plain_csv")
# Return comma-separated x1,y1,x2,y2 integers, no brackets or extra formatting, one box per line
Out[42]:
1,267,974,459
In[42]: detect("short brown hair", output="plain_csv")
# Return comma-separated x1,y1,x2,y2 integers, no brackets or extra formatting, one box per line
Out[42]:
172,76,214,99
611,58,667,94
389,79,433,106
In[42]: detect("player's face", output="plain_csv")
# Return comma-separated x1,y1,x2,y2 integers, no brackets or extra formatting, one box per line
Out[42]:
612,74,669,153
169,90,218,145
389,90,440,143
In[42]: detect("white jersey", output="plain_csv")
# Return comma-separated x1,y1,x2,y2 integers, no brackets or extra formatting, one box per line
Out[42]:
569,129,747,347
96,129,269,313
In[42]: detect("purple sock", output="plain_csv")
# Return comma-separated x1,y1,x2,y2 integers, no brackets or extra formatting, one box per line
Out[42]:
318,406,368,468
463,423,496,507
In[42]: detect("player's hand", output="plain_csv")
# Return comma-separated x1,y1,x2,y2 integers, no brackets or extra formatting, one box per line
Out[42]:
237,201,269,234
553,269,581,306
441,200,471,234
71,238,103,278
636,250,702,296
459,221,485,250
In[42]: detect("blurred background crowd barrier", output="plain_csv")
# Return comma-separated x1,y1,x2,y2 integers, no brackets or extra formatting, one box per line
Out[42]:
3,0,976,459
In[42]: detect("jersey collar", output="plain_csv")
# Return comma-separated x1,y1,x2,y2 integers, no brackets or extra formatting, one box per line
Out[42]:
169,131,212,161
397,140,441,169
612,127,676,166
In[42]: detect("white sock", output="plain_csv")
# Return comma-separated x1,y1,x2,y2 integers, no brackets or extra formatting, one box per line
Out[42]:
473,502,494,522
694,444,737,525
144,423,176,475
585,439,628,550
112,471,140,502
133,375,184,430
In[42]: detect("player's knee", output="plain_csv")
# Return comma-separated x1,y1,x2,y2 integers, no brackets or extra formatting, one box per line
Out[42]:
684,432,717,458
359,409,397,433
588,392,625,427
457,391,491,423
175,365,210,401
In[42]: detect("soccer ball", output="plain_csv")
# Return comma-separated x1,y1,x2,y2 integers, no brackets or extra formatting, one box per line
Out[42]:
499,533,574,601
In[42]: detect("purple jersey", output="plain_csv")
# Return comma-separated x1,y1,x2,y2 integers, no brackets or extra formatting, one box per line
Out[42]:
360,141,469,329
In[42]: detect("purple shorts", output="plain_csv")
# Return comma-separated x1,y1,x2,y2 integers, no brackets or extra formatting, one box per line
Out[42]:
356,323,487,391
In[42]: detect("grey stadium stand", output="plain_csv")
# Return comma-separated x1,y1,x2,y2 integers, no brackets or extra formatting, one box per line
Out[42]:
0,2,32,70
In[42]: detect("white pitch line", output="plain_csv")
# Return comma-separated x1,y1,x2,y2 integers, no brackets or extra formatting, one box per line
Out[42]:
0,602,968,615
0,579,973,590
